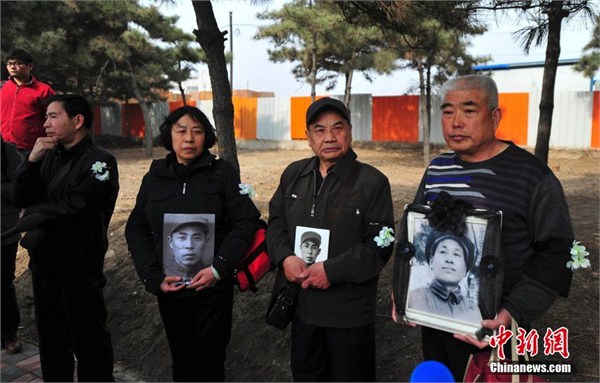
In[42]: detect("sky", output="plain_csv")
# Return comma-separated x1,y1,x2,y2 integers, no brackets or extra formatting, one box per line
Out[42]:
155,0,596,97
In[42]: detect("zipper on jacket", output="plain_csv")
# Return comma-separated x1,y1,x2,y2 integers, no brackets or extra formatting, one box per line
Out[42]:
182,182,186,194
310,170,327,218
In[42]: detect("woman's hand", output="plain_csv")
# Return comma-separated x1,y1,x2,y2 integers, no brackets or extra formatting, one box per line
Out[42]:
160,276,186,293
187,267,217,292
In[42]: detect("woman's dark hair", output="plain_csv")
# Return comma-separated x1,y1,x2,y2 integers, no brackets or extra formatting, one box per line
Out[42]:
425,230,475,272
44,94,93,130
159,106,216,152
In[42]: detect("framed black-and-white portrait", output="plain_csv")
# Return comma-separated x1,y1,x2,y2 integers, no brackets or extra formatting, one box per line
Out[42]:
163,213,216,283
294,226,330,265
394,204,503,338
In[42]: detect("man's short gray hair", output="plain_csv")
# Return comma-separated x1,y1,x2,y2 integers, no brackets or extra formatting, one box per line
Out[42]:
440,75,499,110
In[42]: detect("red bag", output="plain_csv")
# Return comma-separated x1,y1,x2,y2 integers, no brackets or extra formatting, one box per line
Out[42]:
235,222,274,292
463,352,547,383
464,319,547,383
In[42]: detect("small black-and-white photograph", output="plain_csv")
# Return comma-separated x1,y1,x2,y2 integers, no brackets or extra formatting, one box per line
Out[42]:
163,213,216,282
294,226,330,265
405,212,488,334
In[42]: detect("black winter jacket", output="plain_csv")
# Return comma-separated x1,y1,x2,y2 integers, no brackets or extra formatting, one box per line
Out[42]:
125,150,261,295
14,135,119,279
267,149,394,328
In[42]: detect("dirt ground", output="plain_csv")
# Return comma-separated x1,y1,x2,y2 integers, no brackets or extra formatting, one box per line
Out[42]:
13,142,599,382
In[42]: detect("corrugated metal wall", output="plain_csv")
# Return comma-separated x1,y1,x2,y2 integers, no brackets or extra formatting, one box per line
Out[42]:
232,96,257,139
99,103,122,136
257,97,291,140
429,97,444,145
98,91,599,149
372,95,419,142
332,94,372,141
197,100,216,129
550,92,593,149
290,97,313,140
496,93,529,146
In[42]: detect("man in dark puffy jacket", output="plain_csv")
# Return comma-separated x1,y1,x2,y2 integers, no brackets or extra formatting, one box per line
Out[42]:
267,97,395,381
14,94,119,382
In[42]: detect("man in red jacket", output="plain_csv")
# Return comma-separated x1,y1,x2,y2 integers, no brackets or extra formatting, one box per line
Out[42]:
1,49,55,152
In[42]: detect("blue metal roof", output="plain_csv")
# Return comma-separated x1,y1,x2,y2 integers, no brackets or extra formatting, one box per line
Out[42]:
473,58,580,71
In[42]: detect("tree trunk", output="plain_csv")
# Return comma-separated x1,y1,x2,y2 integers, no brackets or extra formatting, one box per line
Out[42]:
425,62,432,163
417,59,429,167
310,30,317,102
534,1,567,164
128,64,153,158
178,81,187,106
177,61,188,105
343,70,353,108
191,0,239,175
125,97,131,138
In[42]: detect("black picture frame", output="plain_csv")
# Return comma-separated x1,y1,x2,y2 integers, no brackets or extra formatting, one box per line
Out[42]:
393,204,503,338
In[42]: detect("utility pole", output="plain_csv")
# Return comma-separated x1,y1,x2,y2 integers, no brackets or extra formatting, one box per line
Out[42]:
229,11,233,93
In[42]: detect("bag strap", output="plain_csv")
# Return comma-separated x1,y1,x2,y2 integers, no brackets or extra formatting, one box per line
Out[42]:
325,161,361,226
488,316,528,383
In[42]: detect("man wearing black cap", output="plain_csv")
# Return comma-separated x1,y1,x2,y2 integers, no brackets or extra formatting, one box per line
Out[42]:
267,97,394,381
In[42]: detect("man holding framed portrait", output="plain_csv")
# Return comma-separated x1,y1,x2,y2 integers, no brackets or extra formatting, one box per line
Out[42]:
393,75,574,381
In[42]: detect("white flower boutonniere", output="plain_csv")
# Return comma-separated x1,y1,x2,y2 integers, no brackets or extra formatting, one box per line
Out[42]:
567,240,590,270
239,183,257,198
374,226,395,248
91,161,110,182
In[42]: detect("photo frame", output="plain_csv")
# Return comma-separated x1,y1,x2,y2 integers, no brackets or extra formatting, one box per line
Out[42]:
393,204,503,338
163,213,216,283
294,226,330,265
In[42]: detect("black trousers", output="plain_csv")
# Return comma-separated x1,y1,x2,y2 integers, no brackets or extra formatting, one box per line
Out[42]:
290,315,376,382
1,243,20,345
421,326,482,382
32,272,114,382
157,285,233,382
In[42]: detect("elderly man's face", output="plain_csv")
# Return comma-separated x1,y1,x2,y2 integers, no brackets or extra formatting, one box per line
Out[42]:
306,110,352,167
169,225,207,268
441,88,501,162
430,238,467,287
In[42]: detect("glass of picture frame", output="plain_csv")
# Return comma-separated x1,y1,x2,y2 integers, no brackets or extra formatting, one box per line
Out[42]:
393,204,503,339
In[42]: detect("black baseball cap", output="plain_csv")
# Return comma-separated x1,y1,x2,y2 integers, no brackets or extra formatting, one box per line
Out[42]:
306,97,350,126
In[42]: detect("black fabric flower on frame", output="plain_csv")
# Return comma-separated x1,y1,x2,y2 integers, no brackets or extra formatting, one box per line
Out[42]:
397,241,415,261
426,191,473,235
480,255,501,279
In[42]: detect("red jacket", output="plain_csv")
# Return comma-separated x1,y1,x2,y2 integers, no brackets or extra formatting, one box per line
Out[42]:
1,76,55,151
